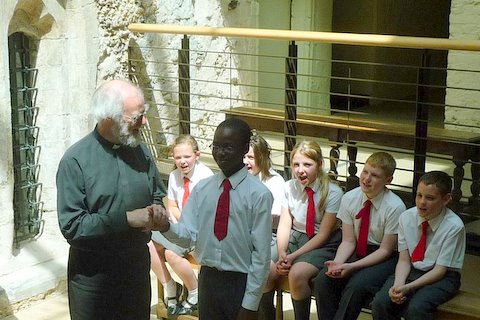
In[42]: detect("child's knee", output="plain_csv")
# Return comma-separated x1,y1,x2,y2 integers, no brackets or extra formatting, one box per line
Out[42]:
404,299,433,319
289,265,307,282
371,291,390,314
164,249,179,261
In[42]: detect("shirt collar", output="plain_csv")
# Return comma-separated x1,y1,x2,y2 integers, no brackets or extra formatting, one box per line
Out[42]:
217,166,248,190
302,179,320,193
362,188,386,210
416,207,446,231
258,168,279,181
93,126,119,149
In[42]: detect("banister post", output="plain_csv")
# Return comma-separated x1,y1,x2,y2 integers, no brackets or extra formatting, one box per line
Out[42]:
413,50,430,198
284,41,298,178
178,35,190,135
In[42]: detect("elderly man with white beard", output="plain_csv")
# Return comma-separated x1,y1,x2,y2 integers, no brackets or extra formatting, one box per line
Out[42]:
56,79,167,320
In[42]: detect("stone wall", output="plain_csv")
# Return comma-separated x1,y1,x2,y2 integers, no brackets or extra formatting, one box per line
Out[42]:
446,0,480,132
0,0,98,313
1,0,479,315
128,0,259,152
0,0,259,313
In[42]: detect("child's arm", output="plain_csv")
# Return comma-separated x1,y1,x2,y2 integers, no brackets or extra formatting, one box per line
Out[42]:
288,212,338,262
325,223,356,277
275,206,293,275
392,250,411,287
243,190,273,313
276,206,293,260
388,250,411,303
396,264,447,298
347,233,398,273
167,198,181,222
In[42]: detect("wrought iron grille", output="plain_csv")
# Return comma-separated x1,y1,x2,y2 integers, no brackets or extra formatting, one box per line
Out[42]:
8,32,44,244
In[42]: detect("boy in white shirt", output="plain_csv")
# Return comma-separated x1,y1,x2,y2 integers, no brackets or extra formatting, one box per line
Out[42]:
372,171,465,320
313,152,406,320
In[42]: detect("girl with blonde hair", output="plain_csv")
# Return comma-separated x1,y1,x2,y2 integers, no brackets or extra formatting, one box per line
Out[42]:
259,140,344,320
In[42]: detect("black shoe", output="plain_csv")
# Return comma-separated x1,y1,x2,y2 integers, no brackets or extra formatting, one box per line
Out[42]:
167,303,179,317
166,281,183,316
175,300,198,316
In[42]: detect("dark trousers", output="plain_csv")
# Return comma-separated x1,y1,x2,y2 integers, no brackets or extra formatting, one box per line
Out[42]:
198,266,249,320
371,269,461,320
67,246,151,320
314,251,398,320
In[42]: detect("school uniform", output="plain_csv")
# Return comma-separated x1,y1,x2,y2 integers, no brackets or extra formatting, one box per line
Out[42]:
278,178,344,265
314,186,406,320
167,161,214,212
259,168,286,224
371,206,465,320
163,166,273,319
258,168,286,261
151,160,213,255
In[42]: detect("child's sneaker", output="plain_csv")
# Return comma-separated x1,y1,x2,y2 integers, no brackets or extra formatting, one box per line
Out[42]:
175,300,198,316
165,281,183,317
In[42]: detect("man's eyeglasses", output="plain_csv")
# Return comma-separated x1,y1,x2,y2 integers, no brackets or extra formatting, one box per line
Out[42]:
123,104,149,124
209,143,236,153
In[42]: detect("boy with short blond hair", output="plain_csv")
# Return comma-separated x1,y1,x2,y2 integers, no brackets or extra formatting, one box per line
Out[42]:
313,152,406,320
371,171,465,320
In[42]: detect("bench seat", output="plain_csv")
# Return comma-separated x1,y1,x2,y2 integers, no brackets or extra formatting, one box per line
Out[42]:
436,291,480,320
274,275,480,320
154,252,480,320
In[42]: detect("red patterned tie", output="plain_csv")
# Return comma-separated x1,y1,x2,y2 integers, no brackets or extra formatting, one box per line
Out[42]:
355,200,372,257
305,187,315,238
411,221,429,262
214,179,231,240
182,177,190,208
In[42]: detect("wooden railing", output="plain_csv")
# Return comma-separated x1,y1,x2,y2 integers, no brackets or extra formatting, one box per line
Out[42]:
128,24,480,51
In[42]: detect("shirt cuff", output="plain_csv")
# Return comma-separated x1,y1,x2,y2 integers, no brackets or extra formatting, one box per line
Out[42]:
242,291,261,311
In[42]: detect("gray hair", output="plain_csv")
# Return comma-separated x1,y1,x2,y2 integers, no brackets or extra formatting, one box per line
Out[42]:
90,79,144,122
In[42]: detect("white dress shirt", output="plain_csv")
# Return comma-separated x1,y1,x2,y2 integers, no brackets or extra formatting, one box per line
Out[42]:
398,206,465,271
163,166,273,311
259,168,286,217
283,178,343,234
338,187,406,245
167,160,214,211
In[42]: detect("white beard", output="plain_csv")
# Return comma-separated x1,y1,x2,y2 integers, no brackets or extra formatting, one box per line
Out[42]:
117,120,141,147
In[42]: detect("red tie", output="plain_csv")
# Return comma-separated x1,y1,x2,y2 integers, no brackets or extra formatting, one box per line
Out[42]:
355,200,372,258
214,179,231,240
305,187,316,238
411,221,429,262
182,177,190,208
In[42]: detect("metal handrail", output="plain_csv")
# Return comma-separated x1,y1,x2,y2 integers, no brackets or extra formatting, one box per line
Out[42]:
128,23,480,51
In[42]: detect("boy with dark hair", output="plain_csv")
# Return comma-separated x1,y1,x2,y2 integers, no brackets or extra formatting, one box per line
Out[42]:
371,171,466,320
313,151,406,320
155,117,273,320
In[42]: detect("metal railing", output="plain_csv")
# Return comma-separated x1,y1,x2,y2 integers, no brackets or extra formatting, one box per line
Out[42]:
127,24,480,252
8,32,44,245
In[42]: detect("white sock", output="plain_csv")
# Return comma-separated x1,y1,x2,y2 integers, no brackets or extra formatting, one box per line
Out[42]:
165,279,178,306
185,287,198,305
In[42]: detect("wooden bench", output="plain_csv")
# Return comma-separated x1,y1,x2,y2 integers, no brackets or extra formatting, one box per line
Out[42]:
155,253,480,319
274,275,480,320
225,106,480,211
436,291,480,320
156,252,200,320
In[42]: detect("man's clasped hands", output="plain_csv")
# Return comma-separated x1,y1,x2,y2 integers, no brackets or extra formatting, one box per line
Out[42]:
126,204,171,232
